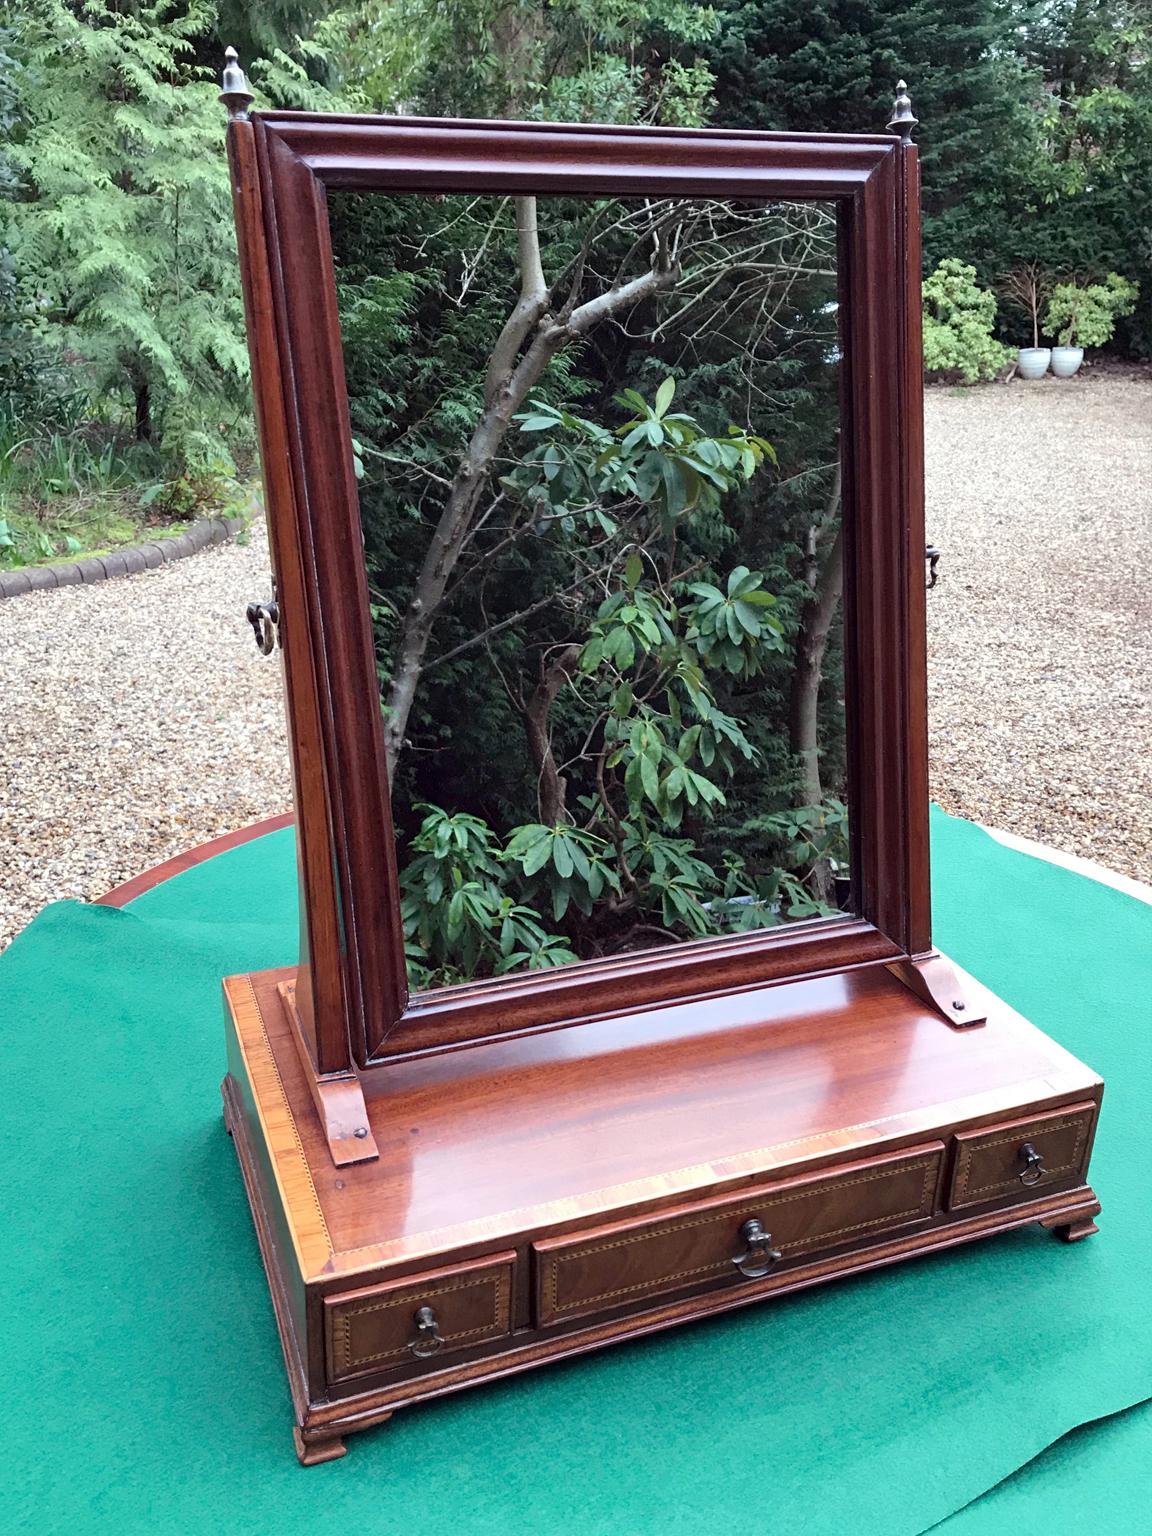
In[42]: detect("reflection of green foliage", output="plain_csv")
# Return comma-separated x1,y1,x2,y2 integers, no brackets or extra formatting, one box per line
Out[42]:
510,380,775,530
332,180,847,984
400,789,848,988
400,807,579,987
388,383,844,985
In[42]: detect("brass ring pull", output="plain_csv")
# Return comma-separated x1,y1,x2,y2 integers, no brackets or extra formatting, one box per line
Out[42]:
245,596,280,655
409,1305,445,1358
1018,1141,1045,1186
732,1218,782,1279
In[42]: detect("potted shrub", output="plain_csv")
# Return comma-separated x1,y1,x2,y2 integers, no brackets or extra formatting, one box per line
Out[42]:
1044,273,1139,377
921,259,1010,384
997,264,1053,379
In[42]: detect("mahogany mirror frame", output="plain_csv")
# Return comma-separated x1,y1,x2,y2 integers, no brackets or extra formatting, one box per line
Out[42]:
225,106,930,1073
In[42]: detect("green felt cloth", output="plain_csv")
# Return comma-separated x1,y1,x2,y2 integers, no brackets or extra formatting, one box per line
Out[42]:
935,1400,1152,1533
1,808,1148,1535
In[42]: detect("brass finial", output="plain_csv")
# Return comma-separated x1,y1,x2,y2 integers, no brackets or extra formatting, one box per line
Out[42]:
887,79,918,144
220,47,255,121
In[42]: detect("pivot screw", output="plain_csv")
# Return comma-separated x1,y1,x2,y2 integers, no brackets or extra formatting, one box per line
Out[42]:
353,1126,369,1139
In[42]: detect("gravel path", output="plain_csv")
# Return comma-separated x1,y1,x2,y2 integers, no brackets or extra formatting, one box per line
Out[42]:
0,522,292,946
0,375,1148,947
926,372,1152,886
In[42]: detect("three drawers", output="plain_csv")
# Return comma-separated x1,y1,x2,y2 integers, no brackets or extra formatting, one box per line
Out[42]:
948,1101,1097,1210
322,1101,1098,1383
535,1143,944,1326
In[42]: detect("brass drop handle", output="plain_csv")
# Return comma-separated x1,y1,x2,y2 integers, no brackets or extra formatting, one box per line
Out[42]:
245,576,280,655
732,1218,782,1279
409,1305,444,1358
246,599,279,655
1018,1141,1045,1186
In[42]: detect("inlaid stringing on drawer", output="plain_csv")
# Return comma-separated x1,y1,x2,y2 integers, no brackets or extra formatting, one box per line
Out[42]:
325,1252,515,1382
949,1101,1097,1210
534,1144,944,1326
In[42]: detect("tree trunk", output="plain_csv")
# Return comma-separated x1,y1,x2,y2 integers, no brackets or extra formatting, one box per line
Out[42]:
381,323,561,781
133,378,152,442
380,199,678,784
522,644,581,825
789,465,843,807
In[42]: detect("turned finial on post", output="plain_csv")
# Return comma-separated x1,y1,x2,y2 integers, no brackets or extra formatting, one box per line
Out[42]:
220,46,255,121
887,79,918,144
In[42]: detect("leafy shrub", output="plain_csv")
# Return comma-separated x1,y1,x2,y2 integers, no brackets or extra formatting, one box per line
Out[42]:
0,251,81,434
1044,273,1140,349
399,806,579,986
922,259,1010,384
398,792,848,990
0,422,248,569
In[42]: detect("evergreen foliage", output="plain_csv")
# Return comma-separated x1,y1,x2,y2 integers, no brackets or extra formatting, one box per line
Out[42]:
327,0,721,124
706,0,1152,353
5,3,251,461
1000,2,1152,351
922,259,1011,381
2,1,347,465
707,0,1029,237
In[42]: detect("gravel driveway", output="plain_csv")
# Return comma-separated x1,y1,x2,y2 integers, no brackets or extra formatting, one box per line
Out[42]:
0,523,292,946
925,372,1151,887
0,373,1148,946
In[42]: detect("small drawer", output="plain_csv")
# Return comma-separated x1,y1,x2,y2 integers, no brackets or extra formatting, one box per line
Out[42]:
535,1144,943,1327
949,1101,1097,1210
324,1252,515,1383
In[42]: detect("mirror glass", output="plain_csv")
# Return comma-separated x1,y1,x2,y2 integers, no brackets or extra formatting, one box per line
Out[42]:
329,191,851,990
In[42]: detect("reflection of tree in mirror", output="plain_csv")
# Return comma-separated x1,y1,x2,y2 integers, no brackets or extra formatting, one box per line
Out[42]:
330,191,848,987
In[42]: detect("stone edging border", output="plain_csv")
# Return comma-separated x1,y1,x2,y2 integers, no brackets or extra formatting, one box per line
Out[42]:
0,514,247,599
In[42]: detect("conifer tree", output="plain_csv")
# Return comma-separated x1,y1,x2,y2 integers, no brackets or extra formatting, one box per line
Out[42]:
705,0,1032,262
6,2,251,458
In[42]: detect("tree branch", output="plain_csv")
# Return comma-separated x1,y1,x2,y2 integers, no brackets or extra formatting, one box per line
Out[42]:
483,196,550,405
789,462,844,812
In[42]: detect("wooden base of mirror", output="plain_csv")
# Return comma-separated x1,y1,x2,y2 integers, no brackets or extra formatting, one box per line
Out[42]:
222,959,1101,1465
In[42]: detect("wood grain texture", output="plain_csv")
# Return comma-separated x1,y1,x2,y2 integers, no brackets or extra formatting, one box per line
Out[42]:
949,1102,1098,1210
224,973,333,1278
260,113,895,196
222,992,1102,1460
293,1426,348,1465
224,956,1100,1283
534,1143,943,1325
220,109,1107,1468
325,1254,515,1382
226,120,350,1075
225,109,936,1064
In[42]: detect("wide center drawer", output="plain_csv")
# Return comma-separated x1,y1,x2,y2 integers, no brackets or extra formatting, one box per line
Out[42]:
324,1252,515,1383
535,1143,943,1326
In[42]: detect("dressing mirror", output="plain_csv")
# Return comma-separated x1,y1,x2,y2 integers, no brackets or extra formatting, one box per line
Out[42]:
221,74,1103,1469
229,107,933,1071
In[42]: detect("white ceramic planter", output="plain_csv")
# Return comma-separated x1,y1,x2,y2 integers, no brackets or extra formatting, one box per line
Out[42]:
1016,347,1051,380
1051,346,1084,378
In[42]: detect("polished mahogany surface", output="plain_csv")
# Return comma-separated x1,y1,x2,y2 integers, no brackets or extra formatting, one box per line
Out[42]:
219,87,1105,1469
229,104,930,1066
231,960,1099,1278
